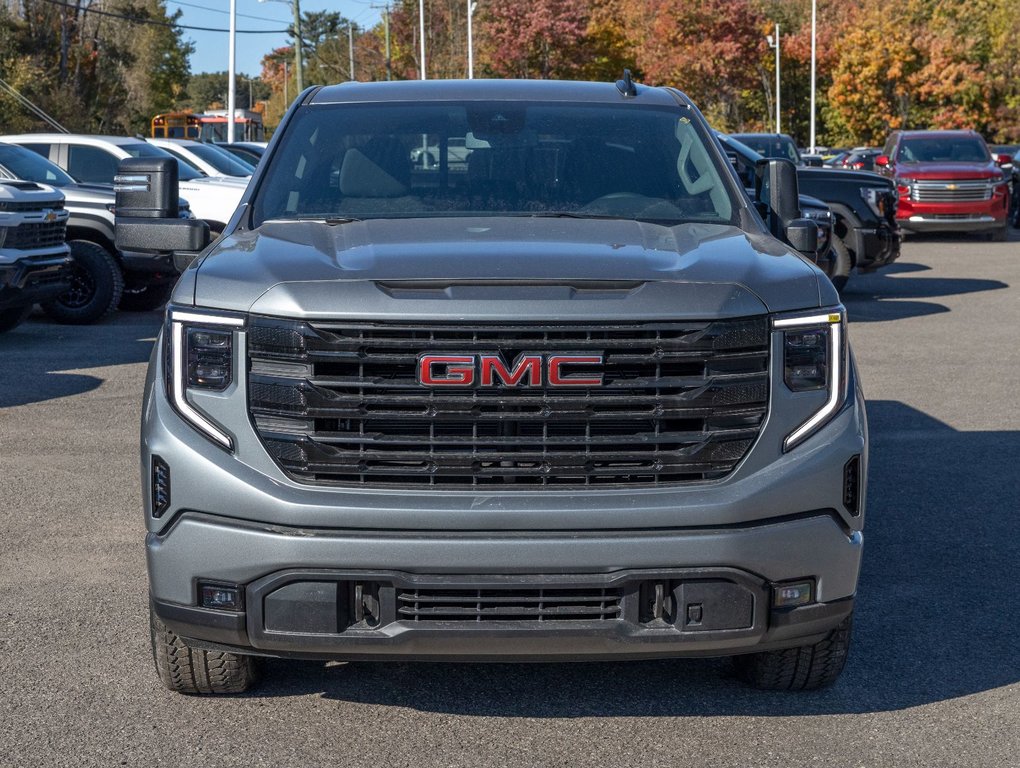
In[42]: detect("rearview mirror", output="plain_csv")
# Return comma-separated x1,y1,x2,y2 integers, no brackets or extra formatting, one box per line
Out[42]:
114,157,209,255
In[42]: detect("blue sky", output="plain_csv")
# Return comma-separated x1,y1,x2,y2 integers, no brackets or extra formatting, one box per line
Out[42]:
170,0,383,76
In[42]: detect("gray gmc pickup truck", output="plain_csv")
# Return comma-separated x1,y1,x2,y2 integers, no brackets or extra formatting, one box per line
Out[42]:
117,77,867,694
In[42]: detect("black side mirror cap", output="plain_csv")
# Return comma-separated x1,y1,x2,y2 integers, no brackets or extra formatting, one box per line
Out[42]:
114,157,210,255
754,158,800,238
785,218,819,255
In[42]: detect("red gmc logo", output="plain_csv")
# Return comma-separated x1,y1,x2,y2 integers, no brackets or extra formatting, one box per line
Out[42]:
417,353,604,387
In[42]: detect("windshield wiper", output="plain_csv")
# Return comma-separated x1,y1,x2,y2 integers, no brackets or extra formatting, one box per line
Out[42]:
291,214,363,225
520,211,628,220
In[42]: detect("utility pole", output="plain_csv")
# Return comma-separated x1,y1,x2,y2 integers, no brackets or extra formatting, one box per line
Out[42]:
348,22,355,81
283,60,289,105
293,0,304,93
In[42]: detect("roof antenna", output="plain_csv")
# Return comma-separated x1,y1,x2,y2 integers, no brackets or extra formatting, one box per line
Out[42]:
616,69,637,98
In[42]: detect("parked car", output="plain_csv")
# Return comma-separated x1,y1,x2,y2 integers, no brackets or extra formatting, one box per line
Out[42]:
3,134,247,235
0,180,71,332
823,151,851,169
720,133,900,291
0,141,187,318
146,138,255,178
409,136,473,170
842,148,883,171
876,130,1010,240
1011,147,1020,228
221,142,268,166
118,77,866,695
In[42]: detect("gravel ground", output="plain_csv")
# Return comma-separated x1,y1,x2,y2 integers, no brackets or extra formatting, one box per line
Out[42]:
1,230,1018,767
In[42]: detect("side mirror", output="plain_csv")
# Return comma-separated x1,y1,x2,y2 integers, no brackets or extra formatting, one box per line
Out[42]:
754,158,800,238
785,219,819,255
114,157,209,255
996,153,1013,169
874,155,889,168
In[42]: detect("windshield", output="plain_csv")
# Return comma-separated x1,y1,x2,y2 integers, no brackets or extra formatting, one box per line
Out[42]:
0,143,75,187
122,143,203,180
187,143,255,176
898,136,991,163
732,135,800,164
252,101,736,226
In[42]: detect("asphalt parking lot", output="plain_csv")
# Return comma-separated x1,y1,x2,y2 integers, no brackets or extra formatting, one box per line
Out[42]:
1,231,1019,767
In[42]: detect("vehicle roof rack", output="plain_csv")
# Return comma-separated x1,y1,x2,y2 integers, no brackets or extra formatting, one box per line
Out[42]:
616,69,638,98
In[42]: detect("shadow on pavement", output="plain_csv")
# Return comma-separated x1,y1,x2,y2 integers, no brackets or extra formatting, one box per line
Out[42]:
0,313,161,407
843,261,1008,323
255,400,1019,716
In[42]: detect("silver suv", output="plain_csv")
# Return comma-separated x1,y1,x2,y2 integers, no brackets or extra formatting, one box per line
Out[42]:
119,78,867,694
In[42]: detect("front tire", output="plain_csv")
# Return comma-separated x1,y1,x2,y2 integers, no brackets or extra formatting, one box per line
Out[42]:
733,614,852,690
41,240,123,324
150,606,260,694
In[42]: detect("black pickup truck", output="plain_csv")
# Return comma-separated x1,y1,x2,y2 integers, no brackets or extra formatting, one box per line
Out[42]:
719,133,900,290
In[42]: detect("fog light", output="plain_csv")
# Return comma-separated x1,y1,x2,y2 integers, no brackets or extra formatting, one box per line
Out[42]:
773,580,814,608
199,583,243,611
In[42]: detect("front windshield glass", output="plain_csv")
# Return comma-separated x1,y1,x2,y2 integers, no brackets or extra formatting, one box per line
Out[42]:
188,143,255,176
898,136,990,163
0,143,75,186
122,143,203,180
252,101,736,226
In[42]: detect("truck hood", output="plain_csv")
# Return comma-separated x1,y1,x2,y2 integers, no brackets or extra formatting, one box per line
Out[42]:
799,166,893,189
186,217,827,319
894,161,1002,180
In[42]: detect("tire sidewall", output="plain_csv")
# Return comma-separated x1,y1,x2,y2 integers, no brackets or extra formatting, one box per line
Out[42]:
41,240,123,324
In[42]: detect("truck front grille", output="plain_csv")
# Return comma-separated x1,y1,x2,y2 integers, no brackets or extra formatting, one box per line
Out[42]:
247,317,770,488
4,220,67,249
396,586,623,622
910,180,993,202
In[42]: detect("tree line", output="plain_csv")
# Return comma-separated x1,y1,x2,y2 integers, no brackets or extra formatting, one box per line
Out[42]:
2,0,1018,146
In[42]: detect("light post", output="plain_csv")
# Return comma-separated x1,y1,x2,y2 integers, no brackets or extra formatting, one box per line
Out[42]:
809,0,817,153
766,24,780,134
419,0,426,80
467,1,476,79
260,0,303,97
228,0,236,143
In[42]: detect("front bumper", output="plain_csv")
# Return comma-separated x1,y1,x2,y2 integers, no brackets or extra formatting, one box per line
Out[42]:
0,252,72,311
151,524,859,661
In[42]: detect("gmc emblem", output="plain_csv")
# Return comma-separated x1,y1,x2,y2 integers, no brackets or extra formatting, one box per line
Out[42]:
417,353,604,387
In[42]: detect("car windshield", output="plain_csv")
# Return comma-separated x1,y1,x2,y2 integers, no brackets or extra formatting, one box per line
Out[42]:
732,135,800,164
898,136,990,163
0,143,75,187
122,143,203,180
186,143,255,176
252,101,736,226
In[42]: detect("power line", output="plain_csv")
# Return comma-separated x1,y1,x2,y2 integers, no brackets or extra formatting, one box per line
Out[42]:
0,76,70,132
34,0,290,33
165,0,289,25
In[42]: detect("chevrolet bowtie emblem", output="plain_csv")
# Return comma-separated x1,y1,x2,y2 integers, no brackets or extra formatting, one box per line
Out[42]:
44,211,57,221
945,184,958,190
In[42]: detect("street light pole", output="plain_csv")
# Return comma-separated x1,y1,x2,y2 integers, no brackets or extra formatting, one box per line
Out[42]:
467,0,473,78
348,22,355,80
766,24,780,135
419,0,426,80
228,0,236,143
810,0,817,153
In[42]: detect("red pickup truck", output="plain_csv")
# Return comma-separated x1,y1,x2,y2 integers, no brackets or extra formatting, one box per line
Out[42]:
876,130,1010,241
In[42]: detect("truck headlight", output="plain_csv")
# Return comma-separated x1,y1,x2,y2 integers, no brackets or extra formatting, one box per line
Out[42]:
860,187,886,217
165,307,245,449
774,309,848,451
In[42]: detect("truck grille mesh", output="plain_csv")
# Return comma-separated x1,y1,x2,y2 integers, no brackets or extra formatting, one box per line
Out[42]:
247,317,770,487
910,180,993,202
4,220,67,249
396,587,623,622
